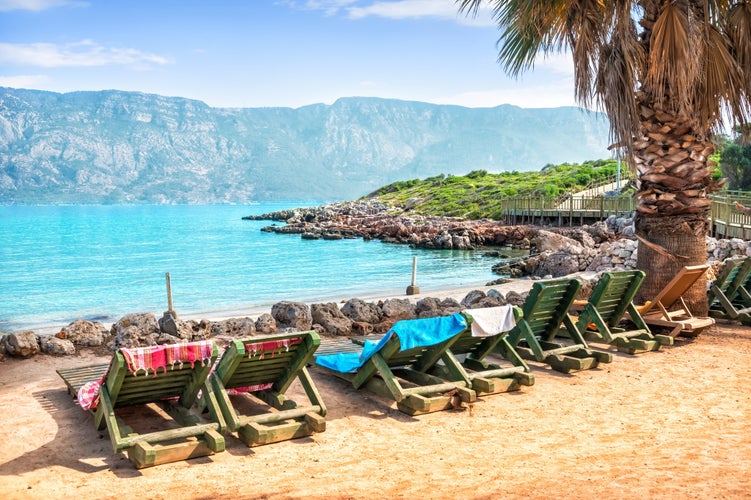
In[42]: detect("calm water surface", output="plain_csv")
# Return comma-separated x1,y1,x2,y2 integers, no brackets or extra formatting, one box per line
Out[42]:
0,203,524,332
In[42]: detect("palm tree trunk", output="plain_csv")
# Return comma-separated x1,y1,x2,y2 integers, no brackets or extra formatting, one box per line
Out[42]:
631,93,717,314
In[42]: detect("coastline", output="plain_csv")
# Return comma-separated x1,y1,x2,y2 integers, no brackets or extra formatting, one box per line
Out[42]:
20,276,547,337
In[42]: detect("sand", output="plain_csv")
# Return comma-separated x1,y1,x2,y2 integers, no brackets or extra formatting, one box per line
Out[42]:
1,279,750,499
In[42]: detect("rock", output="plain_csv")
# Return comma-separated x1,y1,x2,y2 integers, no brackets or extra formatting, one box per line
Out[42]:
158,314,195,340
271,301,312,331
534,230,584,254
341,298,382,324
415,297,461,318
505,290,528,307
460,290,487,307
352,321,375,335
212,317,256,338
466,296,505,308
110,312,161,349
57,319,109,347
311,303,353,336
379,298,416,321
4,331,40,358
533,251,582,277
40,336,76,356
255,313,277,334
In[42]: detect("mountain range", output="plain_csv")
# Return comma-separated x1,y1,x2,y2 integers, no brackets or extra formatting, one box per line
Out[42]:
0,87,611,204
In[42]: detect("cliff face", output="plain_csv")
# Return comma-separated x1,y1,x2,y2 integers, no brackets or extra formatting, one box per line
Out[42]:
0,88,610,204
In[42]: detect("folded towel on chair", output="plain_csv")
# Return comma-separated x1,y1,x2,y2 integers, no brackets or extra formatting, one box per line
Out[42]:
464,305,517,337
316,312,468,373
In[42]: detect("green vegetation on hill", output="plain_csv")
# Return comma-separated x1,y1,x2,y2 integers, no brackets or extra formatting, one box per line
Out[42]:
369,159,625,219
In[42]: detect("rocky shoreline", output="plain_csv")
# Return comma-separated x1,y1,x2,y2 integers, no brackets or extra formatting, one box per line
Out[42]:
3,199,750,361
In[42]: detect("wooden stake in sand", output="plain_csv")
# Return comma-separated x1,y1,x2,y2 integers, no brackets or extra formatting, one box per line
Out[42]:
164,272,178,319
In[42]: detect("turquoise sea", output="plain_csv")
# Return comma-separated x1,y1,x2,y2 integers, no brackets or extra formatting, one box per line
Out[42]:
0,203,522,332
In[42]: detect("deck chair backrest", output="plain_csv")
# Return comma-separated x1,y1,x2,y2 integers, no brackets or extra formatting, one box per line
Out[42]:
107,343,217,408
453,306,523,358
587,270,644,326
640,265,708,315
215,332,319,394
521,278,581,342
708,258,745,304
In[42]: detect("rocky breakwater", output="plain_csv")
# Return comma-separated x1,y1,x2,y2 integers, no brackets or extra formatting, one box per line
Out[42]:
245,199,537,250
0,287,531,360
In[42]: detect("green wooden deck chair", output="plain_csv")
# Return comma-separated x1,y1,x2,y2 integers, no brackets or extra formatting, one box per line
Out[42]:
708,257,751,324
429,306,534,396
56,340,226,469
570,270,673,354
503,278,612,373
636,264,715,337
314,313,476,416
200,331,326,447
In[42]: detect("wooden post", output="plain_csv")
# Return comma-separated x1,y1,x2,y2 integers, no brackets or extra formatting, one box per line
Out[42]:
406,256,420,295
163,272,177,319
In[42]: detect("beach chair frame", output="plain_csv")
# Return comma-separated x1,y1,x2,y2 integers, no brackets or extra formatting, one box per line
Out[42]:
503,278,612,373
316,327,476,416
428,307,534,396
571,270,673,354
57,343,225,469
708,257,751,324
638,265,715,337
203,331,327,447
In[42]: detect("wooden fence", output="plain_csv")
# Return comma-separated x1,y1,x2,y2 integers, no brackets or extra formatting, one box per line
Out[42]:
500,192,751,239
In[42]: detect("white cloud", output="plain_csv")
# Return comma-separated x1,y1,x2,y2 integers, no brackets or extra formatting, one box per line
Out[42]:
285,0,494,25
431,77,584,110
0,40,171,68
0,74,50,87
0,0,86,11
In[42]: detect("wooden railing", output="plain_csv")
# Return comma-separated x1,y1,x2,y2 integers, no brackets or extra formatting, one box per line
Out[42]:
499,191,751,239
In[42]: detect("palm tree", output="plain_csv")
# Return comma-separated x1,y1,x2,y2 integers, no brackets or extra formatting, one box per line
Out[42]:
459,0,751,312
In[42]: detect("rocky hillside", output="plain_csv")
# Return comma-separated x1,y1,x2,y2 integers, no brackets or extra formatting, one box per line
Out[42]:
0,87,610,204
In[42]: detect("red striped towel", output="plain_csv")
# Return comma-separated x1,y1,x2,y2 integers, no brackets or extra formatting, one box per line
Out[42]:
122,340,215,376
244,337,301,359
76,340,215,410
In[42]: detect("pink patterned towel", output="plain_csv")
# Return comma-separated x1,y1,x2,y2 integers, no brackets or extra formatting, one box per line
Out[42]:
122,340,215,376
228,337,303,394
244,337,301,359
76,340,215,410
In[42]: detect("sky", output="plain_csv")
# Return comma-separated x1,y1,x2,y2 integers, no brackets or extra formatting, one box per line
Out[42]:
0,0,580,110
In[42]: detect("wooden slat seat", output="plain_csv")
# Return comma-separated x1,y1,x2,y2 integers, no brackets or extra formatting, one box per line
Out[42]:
503,278,612,373
200,331,326,447
56,341,225,469
569,270,673,354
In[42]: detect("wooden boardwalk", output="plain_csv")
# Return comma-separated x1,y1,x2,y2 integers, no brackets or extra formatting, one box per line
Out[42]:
500,193,751,239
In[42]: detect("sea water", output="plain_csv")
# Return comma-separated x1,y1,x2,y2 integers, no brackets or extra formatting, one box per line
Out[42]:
0,203,525,332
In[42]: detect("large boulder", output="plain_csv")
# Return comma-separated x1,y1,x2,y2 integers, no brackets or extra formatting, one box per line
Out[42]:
40,336,76,356
534,230,584,254
211,317,256,338
110,313,161,348
414,297,461,318
311,303,353,336
379,298,416,321
255,313,277,334
341,298,382,324
271,301,312,331
3,331,40,358
57,319,110,347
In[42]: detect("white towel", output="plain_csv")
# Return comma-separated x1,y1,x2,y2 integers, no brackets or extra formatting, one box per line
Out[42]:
467,305,517,337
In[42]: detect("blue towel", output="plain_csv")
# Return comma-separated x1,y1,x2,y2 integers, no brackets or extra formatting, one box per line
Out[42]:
316,312,467,373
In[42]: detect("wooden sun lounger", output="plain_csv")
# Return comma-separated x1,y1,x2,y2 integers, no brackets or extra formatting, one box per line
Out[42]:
636,264,715,337
708,257,751,324
570,270,673,354
314,314,476,416
57,341,225,468
504,278,612,373
429,307,534,395
201,331,326,447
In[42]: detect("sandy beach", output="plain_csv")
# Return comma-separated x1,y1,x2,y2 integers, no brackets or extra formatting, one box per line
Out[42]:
1,278,750,499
